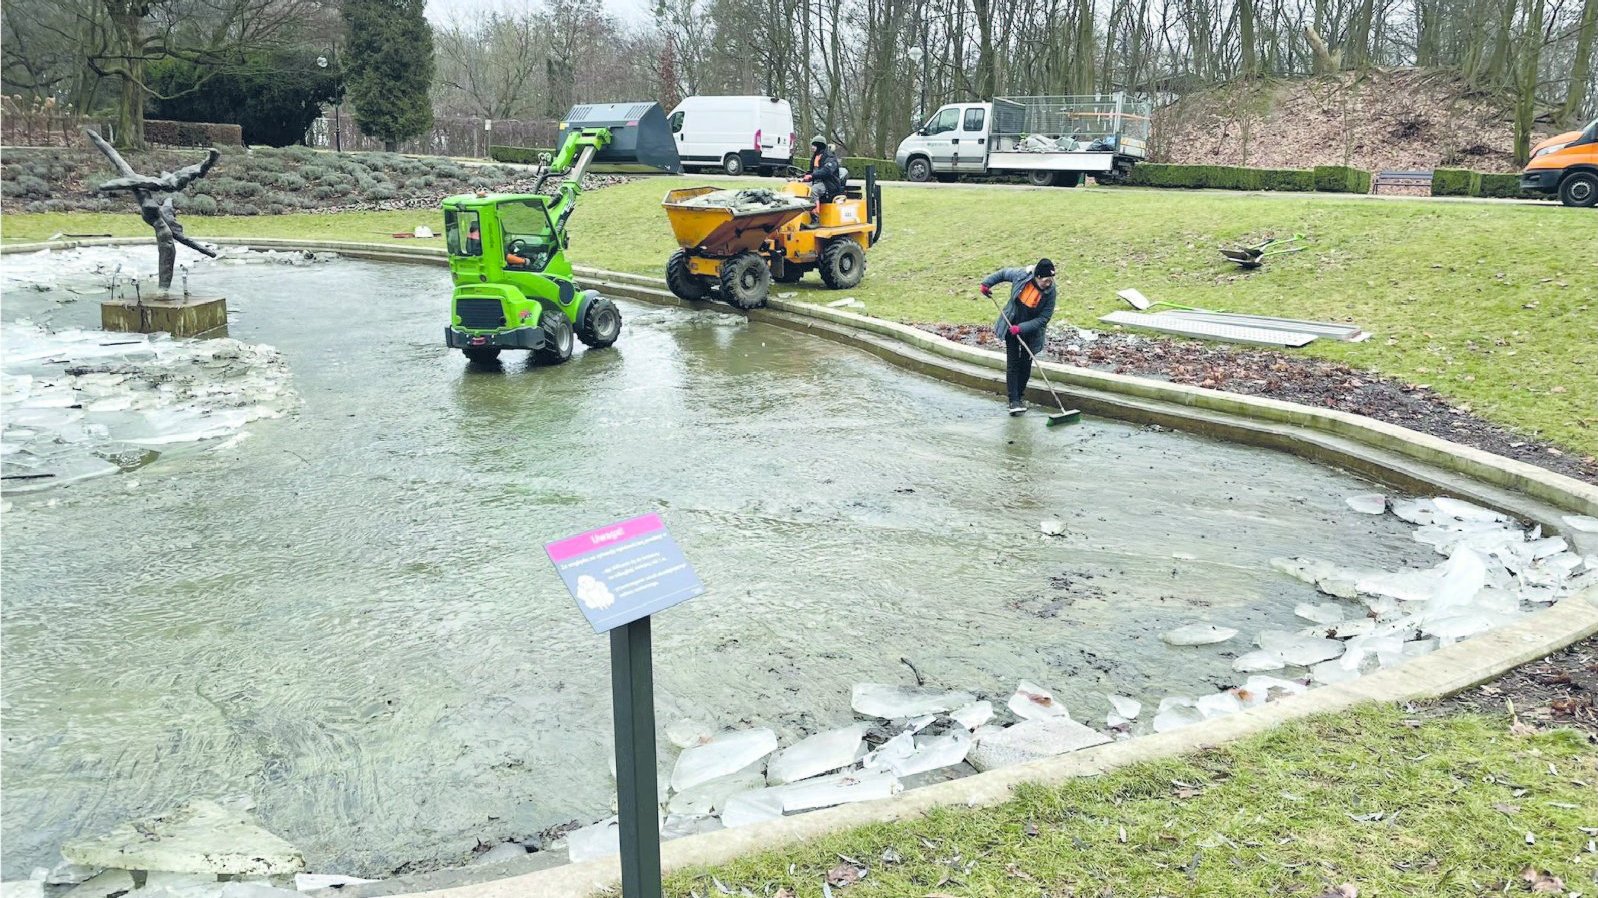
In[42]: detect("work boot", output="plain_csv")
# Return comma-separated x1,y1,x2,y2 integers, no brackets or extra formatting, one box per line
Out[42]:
1008,401,1026,416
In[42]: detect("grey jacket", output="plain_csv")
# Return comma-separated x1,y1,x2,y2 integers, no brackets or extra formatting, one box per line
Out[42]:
983,267,1056,353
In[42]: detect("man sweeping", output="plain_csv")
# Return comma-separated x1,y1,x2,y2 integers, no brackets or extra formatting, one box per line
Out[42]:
979,259,1057,415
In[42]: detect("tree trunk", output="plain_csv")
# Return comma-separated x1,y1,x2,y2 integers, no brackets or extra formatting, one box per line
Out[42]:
1487,0,1520,87
110,10,146,150
1304,26,1338,74
1515,0,1545,165
1564,0,1597,126
1239,0,1258,76
385,139,397,152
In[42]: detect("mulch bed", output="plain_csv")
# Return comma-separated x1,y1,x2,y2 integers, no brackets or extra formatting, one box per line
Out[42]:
1438,636,1598,742
919,323,1597,485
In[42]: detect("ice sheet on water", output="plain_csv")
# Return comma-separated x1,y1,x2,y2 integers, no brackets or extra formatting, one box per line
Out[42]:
1271,556,1338,585
1160,624,1237,646
1345,494,1387,514
1007,680,1068,720
670,728,778,793
851,683,974,719
765,724,866,785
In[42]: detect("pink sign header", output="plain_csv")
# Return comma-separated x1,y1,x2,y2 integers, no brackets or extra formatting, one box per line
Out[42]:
545,513,665,563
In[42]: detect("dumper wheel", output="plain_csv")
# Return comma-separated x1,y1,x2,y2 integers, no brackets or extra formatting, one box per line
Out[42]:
666,250,711,301
462,346,501,364
577,296,622,348
533,308,574,365
819,239,866,290
719,253,772,309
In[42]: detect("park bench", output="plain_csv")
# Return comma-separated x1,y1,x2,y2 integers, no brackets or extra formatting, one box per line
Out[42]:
1373,170,1434,194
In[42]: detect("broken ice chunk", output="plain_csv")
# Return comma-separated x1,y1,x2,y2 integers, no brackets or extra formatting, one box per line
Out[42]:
1232,650,1286,673
967,717,1111,770
1107,695,1141,720
1270,556,1337,585
850,684,974,719
665,718,716,749
660,814,724,841
1389,497,1440,526
766,724,867,786
1427,547,1488,614
949,700,994,731
293,875,377,891
1402,638,1439,658
1294,603,1346,625
1195,691,1243,719
1255,630,1343,666
1007,680,1068,720
666,771,765,816
1040,519,1067,536
1562,515,1598,533
1315,574,1364,600
777,769,901,812
1345,494,1387,514
1311,660,1361,685
719,789,785,828
1320,618,1377,640
1160,624,1238,646
1433,496,1507,523
1357,568,1442,603
670,728,778,793
881,731,972,777
1240,676,1308,702
1152,697,1204,733
565,817,620,862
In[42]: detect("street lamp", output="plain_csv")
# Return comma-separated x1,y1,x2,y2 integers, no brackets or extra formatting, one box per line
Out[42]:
907,47,926,127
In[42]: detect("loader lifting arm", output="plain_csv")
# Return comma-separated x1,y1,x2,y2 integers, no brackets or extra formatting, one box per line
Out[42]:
543,127,614,236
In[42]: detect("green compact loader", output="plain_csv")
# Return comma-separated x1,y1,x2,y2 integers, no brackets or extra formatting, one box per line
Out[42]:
442,102,682,364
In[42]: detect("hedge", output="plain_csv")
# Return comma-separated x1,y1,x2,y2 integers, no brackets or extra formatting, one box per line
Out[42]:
144,119,243,147
1312,165,1372,194
489,145,556,165
1430,168,1473,196
841,157,902,180
1125,163,1315,192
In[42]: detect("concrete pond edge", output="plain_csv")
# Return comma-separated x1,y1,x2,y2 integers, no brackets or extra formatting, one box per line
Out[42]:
6,237,1597,897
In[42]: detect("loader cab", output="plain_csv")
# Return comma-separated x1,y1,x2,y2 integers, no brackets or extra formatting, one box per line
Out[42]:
443,194,573,286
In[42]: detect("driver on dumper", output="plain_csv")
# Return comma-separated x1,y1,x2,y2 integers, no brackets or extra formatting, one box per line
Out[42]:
802,136,844,219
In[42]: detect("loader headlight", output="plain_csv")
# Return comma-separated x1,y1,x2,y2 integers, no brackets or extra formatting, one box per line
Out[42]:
1533,142,1566,158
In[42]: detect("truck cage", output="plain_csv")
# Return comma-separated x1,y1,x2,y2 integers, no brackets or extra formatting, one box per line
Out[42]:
990,93,1153,158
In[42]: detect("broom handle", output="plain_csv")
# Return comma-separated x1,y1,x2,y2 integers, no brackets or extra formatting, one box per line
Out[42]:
984,290,1071,415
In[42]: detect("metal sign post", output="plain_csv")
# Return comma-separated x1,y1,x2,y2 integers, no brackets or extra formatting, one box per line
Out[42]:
546,514,705,898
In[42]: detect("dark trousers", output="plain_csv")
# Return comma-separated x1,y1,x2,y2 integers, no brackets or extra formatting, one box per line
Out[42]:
1005,334,1031,404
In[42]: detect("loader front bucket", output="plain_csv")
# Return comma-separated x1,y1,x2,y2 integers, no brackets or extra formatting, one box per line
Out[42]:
559,102,682,174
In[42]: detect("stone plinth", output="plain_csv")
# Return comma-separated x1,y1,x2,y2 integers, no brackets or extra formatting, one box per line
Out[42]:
101,294,227,337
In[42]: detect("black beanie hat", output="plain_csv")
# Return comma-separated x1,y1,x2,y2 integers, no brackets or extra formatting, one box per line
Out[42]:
1034,258,1055,278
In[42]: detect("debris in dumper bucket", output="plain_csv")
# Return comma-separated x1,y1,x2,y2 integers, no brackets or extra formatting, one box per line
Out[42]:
679,188,811,213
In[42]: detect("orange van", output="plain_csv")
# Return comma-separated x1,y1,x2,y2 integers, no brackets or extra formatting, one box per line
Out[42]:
1520,117,1598,207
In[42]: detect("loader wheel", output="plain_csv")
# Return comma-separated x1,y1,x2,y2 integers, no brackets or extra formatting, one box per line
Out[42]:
723,154,745,176
1559,171,1598,207
719,252,771,309
533,308,574,365
577,296,622,348
906,157,933,183
819,239,865,290
462,346,501,364
666,249,711,301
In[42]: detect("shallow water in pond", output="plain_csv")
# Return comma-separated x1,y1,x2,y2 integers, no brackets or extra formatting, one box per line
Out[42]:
0,253,1436,878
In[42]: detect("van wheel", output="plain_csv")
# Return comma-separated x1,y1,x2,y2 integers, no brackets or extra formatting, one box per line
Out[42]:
819,240,866,289
1559,171,1598,207
719,252,771,309
1027,171,1058,187
906,157,933,182
723,154,745,176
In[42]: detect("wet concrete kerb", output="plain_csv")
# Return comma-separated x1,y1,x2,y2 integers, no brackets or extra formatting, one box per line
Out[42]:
7,237,1597,897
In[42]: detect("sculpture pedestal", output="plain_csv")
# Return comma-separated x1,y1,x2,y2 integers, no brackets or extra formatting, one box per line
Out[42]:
101,294,227,338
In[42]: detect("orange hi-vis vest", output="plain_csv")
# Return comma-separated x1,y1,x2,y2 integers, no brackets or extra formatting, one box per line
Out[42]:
1016,281,1044,310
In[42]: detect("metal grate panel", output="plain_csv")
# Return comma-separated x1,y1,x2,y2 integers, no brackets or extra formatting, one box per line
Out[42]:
456,298,507,329
1098,311,1317,347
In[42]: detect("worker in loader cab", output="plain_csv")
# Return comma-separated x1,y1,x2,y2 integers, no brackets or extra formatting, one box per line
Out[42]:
802,136,844,215
980,259,1057,416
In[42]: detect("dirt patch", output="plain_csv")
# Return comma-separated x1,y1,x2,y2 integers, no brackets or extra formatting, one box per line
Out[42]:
1436,636,1598,743
1150,68,1535,174
919,323,1598,485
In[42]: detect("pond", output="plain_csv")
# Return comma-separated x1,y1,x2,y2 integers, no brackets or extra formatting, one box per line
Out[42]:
1,248,1445,878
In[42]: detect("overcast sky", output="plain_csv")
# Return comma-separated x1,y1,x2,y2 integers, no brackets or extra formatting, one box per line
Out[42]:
424,0,656,27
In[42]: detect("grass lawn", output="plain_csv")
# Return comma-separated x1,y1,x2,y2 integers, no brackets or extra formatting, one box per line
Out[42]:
661,705,1597,898
4,183,1594,454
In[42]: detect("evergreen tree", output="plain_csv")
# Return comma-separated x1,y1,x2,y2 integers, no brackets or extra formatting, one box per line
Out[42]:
342,0,435,152
147,52,344,147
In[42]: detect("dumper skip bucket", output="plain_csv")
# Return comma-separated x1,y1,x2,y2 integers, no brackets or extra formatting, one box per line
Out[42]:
559,102,683,175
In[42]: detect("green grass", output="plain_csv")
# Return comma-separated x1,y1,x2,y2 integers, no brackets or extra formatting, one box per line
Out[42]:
4,182,1595,454
663,705,1598,898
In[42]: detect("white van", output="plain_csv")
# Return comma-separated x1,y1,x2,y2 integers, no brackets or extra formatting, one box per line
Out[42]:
667,96,796,176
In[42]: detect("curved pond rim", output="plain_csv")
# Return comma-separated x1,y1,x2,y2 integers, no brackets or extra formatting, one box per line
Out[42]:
7,236,1591,532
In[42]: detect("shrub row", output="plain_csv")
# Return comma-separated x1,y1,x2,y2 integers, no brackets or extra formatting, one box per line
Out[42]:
1433,167,1532,198
144,119,243,147
489,145,556,164
840,157,902,180
1312,165,1372,193
1126,163,1316,191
